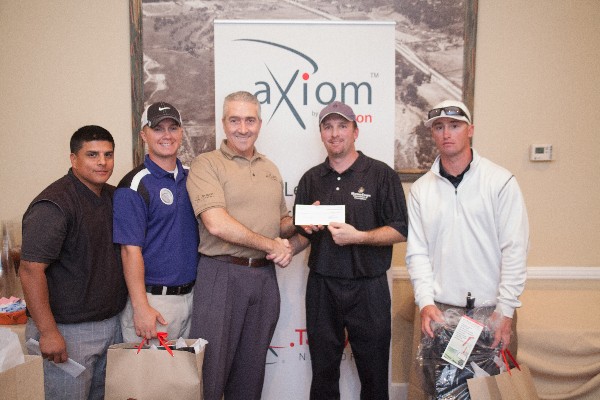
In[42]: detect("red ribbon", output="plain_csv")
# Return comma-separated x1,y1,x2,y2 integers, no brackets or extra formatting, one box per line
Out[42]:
501,349,521,375
136,331,174,357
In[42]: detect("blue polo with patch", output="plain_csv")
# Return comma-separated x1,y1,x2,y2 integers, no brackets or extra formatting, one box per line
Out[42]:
113,155,199,286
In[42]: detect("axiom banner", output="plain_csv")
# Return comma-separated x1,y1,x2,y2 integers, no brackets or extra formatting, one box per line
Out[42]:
214,19,395,399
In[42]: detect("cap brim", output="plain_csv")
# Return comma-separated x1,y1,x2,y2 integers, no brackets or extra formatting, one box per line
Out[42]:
425,115,470,128
319,111,354,124
149,115,182,127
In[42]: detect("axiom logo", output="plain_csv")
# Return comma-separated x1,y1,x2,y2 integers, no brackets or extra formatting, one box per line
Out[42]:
266,346,285,365
235,39,373,129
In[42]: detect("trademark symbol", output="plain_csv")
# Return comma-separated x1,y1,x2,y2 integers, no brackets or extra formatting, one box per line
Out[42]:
371,72,379,78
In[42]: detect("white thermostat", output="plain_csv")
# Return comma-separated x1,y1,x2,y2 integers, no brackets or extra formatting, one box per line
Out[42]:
530,144,553,161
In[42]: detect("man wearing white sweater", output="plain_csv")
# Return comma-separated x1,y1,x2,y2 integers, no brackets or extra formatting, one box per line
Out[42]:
406,100,529,351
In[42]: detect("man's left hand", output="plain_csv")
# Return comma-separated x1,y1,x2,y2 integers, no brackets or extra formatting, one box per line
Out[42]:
328,222,361,246
490,312,512,350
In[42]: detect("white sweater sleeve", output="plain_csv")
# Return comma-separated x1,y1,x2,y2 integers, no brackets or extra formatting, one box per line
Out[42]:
494,176,530,318
405,186,435,310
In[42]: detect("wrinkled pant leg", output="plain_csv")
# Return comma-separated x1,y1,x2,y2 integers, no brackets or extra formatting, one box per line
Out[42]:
224,265,280,400
345,274,391,400
190,257,280,400
306,272,346,400
26,315,120,400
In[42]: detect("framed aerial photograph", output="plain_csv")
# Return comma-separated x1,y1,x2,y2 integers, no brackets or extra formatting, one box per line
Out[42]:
129,0,477,180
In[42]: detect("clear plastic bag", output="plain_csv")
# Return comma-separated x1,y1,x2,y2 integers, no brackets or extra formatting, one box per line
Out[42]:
416,306,503,399
0,327,25,373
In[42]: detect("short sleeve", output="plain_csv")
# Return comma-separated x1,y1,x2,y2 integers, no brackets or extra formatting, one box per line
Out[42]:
187,154,226,216
21,201,67,264
113,187,149,246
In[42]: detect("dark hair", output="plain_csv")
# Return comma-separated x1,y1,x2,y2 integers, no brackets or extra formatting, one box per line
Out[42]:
70,125,115,154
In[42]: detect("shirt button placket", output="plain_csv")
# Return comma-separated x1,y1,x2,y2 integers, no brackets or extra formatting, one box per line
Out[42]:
249,160,256,180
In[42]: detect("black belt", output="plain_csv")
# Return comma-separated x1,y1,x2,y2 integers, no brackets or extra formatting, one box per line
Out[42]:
145,280,195,295
203,254,272,268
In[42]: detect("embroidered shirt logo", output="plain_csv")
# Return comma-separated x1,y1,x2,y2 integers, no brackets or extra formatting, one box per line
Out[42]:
160,188,174,205
351,187,371,201
265,172,279,182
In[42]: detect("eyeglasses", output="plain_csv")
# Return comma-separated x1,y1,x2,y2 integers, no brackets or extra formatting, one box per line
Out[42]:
427,106,470,122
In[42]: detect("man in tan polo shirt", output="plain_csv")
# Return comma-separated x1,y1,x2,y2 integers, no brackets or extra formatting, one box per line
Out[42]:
186,91,295,400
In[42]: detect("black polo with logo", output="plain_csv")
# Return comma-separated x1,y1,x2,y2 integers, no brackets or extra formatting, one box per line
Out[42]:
295,152,408,278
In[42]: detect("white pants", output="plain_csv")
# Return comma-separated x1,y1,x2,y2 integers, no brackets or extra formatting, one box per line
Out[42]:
120,291,193,343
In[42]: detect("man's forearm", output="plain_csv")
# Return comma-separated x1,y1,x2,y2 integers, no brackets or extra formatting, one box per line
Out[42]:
201,207,279,254
288,233,311,255
121,245,149,309
279,215,296,239
360,225,406,246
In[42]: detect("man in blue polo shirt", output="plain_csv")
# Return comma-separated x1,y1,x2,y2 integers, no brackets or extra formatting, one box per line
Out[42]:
113,102,199,342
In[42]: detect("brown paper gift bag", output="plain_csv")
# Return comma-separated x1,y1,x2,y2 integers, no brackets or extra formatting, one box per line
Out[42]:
467,350,540,400
0,355,45,400
105,337,206,400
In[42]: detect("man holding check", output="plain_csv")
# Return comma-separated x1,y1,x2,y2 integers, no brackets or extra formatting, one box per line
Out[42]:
291,101,408,399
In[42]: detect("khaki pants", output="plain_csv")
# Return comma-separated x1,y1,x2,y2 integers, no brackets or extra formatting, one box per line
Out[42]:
119,291,193,343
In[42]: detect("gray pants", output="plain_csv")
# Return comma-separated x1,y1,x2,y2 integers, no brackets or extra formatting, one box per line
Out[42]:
26,315,122,400
189,256,280,400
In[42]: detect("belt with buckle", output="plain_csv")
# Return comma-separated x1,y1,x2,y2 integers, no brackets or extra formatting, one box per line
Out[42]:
204,254,272,268
145,280,195,295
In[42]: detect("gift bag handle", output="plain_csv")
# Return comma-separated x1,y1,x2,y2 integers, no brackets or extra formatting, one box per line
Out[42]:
136,331,174,357
501,349,521,375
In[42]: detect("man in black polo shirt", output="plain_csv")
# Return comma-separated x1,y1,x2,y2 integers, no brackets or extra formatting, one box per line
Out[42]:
20,125,127,400
291,101,408,399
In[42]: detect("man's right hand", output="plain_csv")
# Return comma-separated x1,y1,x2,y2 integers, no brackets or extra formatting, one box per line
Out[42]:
39,329,68,363
420,304,445,338
267,237,293,267
133,304,168,340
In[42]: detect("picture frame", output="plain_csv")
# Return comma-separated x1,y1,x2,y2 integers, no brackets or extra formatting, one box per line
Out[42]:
129,0,477,181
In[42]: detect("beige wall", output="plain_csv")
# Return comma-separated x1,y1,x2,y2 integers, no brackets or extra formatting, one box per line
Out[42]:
391,0,600,268
2,1,599,265
0,0,132,222
2,0,599,396
474,0,600,267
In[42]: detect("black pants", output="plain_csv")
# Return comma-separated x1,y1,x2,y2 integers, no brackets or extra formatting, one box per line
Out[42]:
306,271,391,400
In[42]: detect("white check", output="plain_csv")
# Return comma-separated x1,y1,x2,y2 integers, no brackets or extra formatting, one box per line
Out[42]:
294,205,345,226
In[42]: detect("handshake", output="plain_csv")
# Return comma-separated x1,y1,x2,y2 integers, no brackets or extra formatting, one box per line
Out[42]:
266,237,293,268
